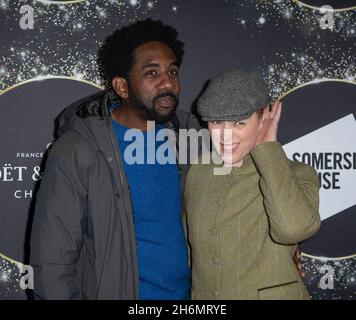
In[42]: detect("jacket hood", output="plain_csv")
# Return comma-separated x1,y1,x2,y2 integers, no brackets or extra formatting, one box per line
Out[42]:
56,88,182,148
57,89,120,135
55,89,123,150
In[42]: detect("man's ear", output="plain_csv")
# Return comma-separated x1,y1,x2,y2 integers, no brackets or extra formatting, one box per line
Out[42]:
112,77,129,100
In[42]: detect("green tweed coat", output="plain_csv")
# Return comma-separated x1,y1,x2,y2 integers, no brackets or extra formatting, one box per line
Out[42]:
184,142,321,300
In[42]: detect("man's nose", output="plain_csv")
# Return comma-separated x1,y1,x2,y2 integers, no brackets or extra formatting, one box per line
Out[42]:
158,73,174,90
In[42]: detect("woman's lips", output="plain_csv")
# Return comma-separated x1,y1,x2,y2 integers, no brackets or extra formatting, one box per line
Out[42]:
221,142,239,152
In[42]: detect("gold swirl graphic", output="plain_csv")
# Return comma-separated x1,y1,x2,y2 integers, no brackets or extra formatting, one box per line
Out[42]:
278,78,356,100
293,0,356,12
34,0,86,5
0,75,103,97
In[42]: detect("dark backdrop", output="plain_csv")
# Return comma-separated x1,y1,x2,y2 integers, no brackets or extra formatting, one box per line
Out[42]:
1,0,355,299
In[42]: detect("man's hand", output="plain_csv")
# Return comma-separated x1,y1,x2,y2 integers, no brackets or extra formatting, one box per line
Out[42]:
255,99,282,147
294,244,306,278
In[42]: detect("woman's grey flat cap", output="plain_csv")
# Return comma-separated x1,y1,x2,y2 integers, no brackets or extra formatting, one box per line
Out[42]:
197,68,269,122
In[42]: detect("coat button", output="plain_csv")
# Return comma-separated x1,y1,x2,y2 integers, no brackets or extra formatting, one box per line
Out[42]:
213,256,219,266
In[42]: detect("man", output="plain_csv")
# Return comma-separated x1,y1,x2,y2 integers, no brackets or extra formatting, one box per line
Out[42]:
30,19,199,300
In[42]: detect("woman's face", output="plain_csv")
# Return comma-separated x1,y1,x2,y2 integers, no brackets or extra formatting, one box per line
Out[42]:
208,112,262,167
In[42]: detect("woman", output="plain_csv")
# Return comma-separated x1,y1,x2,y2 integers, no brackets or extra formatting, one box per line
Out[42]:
184,68,320,300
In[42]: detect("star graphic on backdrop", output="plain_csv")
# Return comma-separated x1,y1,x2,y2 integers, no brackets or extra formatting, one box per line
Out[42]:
171,5,178,13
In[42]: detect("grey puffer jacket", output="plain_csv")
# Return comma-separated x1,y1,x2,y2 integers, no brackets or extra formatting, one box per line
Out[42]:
30,89,200,300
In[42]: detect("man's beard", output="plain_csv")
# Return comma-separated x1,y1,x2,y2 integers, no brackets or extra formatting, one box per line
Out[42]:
128,89,179,123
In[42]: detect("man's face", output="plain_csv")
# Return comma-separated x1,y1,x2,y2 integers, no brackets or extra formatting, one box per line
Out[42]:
128,41,180,122
208,112,263,167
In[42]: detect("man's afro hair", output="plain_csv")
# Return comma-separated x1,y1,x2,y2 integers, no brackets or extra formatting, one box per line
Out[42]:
98,19,185,87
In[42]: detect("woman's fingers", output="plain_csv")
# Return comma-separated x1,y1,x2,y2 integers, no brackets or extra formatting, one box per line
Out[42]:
270,99,281,119
274,100,282,122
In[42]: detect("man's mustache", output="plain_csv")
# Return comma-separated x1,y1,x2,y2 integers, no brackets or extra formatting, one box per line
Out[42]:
153,92,178,104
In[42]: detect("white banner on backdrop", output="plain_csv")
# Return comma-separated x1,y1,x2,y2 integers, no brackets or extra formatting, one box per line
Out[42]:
283,114,356,221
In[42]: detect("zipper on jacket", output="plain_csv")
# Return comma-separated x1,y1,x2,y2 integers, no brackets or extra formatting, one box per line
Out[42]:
105,116,139,299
